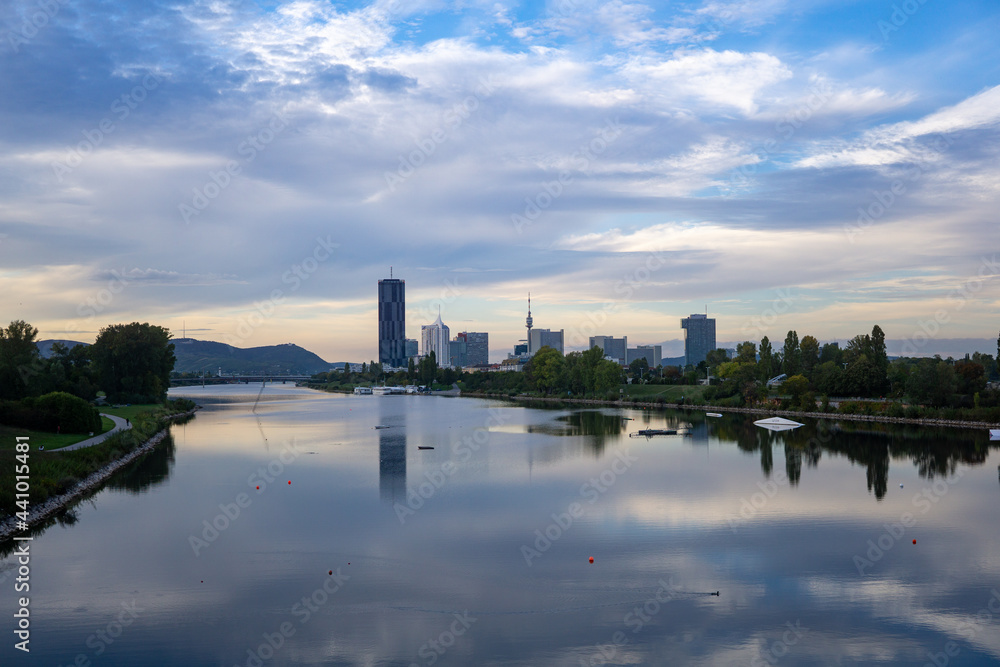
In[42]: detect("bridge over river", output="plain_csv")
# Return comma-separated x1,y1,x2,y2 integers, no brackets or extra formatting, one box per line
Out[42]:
170,375,314,386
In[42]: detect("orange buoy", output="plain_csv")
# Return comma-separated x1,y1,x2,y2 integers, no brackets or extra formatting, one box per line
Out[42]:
589,557,594,563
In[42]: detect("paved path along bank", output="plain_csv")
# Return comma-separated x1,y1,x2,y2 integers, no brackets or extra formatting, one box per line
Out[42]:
56,413,133,451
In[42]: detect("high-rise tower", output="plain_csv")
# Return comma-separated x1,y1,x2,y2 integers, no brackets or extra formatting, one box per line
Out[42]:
378,271,406,368
525,293,533,355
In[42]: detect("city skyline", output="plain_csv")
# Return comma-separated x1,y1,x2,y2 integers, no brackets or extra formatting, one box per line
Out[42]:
3,1,999,364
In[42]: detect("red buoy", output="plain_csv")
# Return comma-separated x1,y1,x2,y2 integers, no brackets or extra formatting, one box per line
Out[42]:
589,557,594,563
913,539,916,544
328,570,332,575
288,480,291,485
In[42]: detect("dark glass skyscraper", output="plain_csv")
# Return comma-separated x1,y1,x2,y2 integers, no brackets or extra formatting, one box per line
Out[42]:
378,276,405,368
681,313,716,367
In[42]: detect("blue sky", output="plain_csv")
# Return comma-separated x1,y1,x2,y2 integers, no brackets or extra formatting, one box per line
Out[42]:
2,0,999,362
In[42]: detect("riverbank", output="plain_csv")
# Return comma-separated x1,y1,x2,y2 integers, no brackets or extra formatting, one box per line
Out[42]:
462,393,1000,430
0,406,199,541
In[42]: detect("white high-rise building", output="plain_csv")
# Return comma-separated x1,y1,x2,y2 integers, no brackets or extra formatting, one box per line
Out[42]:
421,310,451,367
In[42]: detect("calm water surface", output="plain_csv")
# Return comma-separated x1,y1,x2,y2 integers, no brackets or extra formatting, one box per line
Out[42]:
3,384,999,666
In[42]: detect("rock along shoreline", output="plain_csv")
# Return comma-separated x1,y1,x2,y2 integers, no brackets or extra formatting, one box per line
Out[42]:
0,408,199,541
462,393,1000,430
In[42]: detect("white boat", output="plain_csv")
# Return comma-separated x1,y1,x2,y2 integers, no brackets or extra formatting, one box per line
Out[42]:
754,417,804,432
706,412,722,418
990,429,1000,441
353,386,372,395
373,385,405,395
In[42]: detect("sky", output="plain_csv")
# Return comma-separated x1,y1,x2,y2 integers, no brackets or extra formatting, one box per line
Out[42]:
2,0,999,363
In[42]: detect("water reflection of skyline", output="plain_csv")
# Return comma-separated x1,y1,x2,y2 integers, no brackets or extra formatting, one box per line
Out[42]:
378,400,407,505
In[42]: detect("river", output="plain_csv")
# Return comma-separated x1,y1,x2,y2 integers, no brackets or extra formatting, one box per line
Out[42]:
2,383,999,665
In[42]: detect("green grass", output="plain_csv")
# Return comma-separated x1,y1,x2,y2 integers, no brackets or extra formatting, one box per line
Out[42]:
0,416,116,452
102,404,165,421
0,408,167,518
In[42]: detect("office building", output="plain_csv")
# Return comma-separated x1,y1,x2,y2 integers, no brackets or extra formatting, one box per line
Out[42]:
456,332,488,367
590,335,628,365
405,338,418,360
627,345,662,368
449,339,467,368
529,328,564,355
378,275,405,368
421,310,451,367
681,314,716,367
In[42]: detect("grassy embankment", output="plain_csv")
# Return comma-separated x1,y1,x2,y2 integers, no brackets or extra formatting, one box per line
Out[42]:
0,400,194,518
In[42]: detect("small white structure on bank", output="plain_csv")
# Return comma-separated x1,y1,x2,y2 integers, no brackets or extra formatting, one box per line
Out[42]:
754,417,804,432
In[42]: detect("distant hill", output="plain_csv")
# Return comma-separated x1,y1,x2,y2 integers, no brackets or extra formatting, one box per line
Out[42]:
171,338,335,374
36,337,339,374
36,339,89,358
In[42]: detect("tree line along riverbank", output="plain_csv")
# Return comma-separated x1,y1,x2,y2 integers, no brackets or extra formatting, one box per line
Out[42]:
460,392,1000,430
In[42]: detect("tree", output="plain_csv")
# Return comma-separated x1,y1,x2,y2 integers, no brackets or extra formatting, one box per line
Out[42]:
799,335,819,376
906,358,957,407
0,320,41,400
526,346,564,394
594,359,623,394
955,359,986,395
628,357,649,379
781,374,810,400
782,330,800,377
91,322,175,403
705,348,729,378
736,341,757,364
820,342,842,365
758,336,775,381
869,325,889,394
419,351,438,385
407,357,416,381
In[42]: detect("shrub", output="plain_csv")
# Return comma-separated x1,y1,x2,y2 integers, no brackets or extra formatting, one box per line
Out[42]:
32,392,103,433
0,392,101,433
